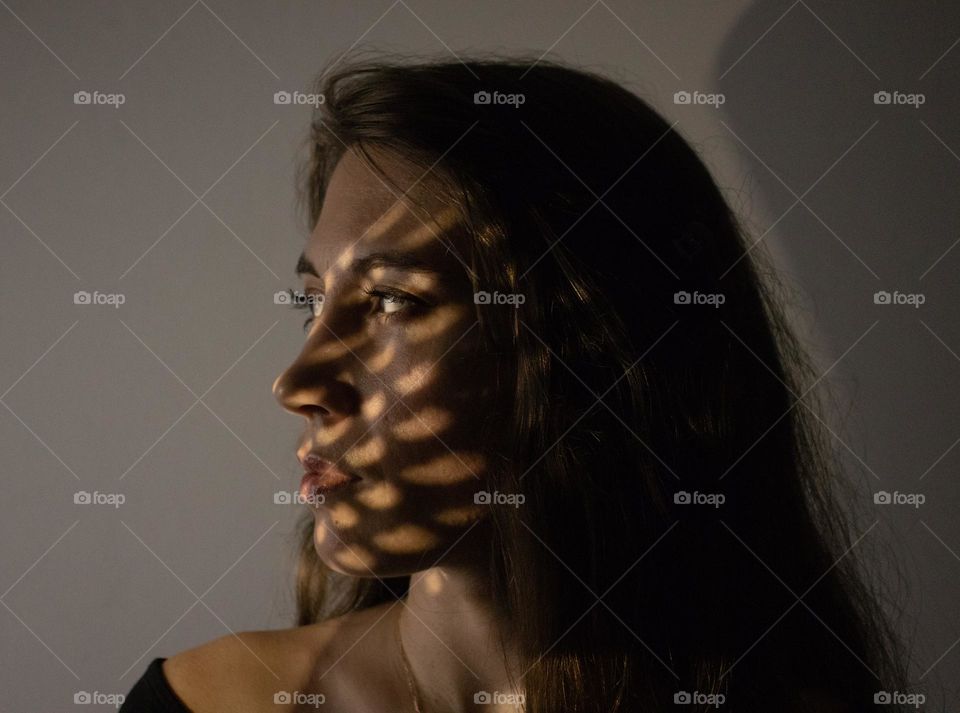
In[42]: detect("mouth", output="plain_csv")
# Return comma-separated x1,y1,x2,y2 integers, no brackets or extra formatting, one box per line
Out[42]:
298,453,361,504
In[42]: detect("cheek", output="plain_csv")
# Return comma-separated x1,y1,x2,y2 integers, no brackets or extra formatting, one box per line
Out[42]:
312,477,490,576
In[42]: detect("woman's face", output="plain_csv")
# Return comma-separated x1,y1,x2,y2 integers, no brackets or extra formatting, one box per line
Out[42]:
273,147,498,577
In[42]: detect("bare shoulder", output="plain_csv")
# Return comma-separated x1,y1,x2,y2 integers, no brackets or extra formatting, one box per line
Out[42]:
161,628,314,712
162,602,402,712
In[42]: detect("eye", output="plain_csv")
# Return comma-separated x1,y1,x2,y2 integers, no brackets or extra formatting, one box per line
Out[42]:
363,287,421,319
378,292,407,314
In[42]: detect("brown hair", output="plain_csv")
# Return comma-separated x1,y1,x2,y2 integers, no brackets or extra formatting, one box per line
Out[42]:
291,54,909,712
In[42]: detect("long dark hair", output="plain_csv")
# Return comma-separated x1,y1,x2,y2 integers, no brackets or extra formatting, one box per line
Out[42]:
291,54,909,712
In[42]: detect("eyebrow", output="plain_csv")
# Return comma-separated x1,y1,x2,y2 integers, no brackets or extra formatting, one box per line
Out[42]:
295,250,450,280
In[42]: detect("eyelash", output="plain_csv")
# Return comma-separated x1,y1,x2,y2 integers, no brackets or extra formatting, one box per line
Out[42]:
287,287,421,332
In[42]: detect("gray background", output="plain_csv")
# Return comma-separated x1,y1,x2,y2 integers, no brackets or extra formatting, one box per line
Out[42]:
1,1,957,709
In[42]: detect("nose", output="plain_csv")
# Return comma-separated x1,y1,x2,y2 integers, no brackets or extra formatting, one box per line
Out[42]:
272,358,360,422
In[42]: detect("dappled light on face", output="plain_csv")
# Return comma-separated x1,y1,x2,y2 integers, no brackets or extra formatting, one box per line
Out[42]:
393,363,438,396
366,267,442,293
334,245,357,271
314,418,352,446
355,480,403,510
393,406,453,441
372,523,442,554
301,334,355,362
387,205,463,252
405,304,469,345
348,435,387,468
327,501,360,529
434,503,488,528
366,342,397,373
274,146,504,578
331,541,377,572
401,453,487,485
360,390,388,420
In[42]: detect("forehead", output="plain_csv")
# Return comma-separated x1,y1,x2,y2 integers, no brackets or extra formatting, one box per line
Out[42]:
305,147,467,276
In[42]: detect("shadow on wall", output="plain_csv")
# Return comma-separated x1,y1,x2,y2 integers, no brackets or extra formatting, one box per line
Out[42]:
714,0,960,708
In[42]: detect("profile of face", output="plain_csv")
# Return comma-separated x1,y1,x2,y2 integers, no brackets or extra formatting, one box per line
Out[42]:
273,147,500,578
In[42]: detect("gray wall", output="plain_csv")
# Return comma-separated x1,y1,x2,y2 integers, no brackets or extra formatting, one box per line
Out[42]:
1,1,957,709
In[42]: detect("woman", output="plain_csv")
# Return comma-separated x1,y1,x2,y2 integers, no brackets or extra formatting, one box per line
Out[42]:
121,56,909,712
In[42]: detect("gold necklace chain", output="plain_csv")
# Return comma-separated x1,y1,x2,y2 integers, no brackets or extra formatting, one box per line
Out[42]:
396,610,425,713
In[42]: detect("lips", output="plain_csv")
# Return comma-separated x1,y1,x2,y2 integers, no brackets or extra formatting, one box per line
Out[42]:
298,453,361,503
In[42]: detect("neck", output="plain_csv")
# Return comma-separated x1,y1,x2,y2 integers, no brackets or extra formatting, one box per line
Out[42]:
397,565,525,713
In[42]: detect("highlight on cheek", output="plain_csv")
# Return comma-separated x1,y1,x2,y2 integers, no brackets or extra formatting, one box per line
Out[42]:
404,304,468,345
371,523,441,554
347,436,386,468
327,502,360,528
354,481,403,510
400,452,487,485
392,406,452,441
366,342,397,373
433,503,488,528
393,364,436,396
314,417,352,446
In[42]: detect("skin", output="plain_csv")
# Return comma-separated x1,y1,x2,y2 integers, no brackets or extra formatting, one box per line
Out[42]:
162,147,524,713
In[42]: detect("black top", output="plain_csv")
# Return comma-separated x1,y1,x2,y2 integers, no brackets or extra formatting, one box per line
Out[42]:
120,657,192,712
